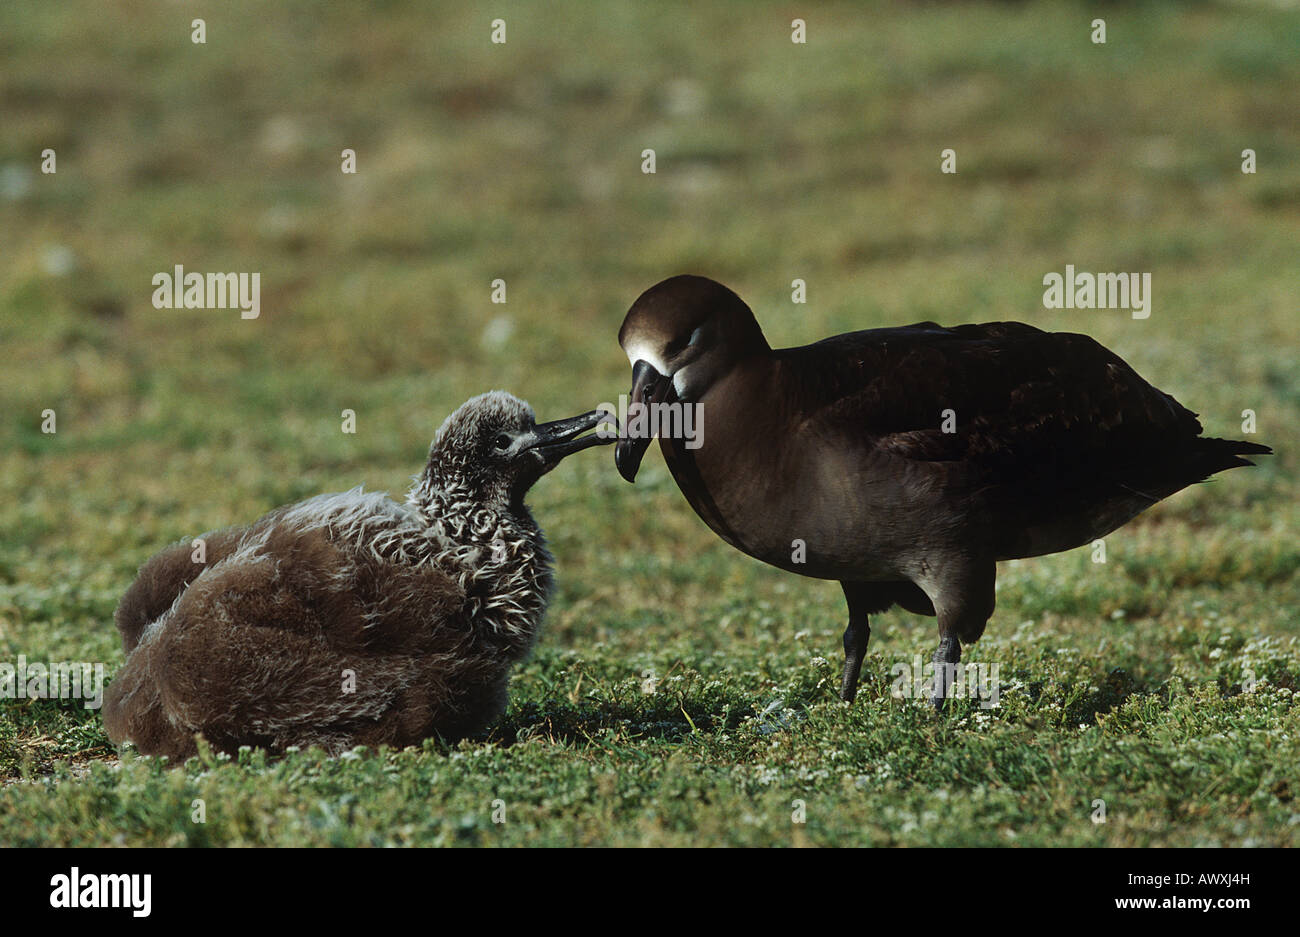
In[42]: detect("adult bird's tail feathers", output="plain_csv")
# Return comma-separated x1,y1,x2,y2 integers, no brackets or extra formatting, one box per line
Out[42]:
1194,436,1273,474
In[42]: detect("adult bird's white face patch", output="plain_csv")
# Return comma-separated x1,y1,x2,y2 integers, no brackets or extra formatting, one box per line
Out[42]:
670,364,695,399
622,340,672,378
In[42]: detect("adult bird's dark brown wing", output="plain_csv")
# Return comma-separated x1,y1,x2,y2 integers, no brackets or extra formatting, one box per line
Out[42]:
777,321,1268,555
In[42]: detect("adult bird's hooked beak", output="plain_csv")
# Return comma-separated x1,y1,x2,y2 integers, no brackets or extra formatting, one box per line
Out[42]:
615,359,673,483
530,408,616,470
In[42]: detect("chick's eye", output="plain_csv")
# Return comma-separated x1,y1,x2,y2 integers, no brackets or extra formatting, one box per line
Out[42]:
493,433,512,451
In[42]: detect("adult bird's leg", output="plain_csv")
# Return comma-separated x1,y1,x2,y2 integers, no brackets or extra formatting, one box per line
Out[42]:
925,560,996,712
930,635,961,711
839,581,873,702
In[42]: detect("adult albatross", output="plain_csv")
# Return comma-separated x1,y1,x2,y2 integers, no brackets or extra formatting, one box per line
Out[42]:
614,275,1271,708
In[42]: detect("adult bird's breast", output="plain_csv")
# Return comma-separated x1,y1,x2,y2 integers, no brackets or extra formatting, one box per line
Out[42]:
658,392,928,582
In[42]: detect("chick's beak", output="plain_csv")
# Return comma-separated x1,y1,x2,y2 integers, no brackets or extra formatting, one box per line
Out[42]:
529,408,616,468
615,359,670,483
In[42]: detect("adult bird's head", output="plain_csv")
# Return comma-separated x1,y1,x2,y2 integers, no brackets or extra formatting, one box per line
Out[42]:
615,275,769,482
417,391,613,508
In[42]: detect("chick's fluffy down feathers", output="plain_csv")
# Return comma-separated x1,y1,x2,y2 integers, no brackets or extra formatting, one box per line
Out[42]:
104,482,553,760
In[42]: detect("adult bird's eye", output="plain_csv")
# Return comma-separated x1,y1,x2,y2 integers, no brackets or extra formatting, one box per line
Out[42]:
494,433,511,451
667,329,700,358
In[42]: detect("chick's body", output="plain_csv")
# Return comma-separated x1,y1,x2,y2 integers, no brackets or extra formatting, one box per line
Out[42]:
103,392,608,759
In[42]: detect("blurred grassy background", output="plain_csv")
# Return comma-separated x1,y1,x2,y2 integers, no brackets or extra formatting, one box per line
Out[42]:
0,0,1297,845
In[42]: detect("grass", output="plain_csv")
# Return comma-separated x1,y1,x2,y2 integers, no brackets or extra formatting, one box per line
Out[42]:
1,0,1297,846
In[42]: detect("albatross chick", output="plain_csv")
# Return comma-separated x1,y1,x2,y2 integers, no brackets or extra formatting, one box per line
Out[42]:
104,392,611,759
614,275,1272,709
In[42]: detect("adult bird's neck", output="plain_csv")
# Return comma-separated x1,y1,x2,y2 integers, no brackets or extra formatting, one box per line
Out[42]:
659,355,788,556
